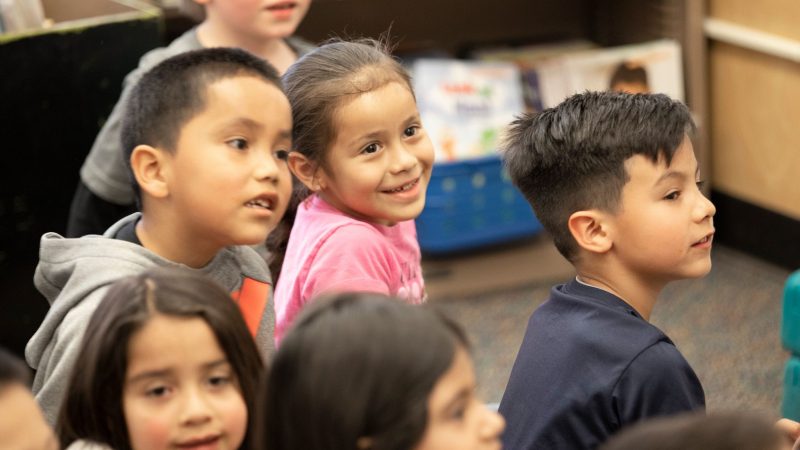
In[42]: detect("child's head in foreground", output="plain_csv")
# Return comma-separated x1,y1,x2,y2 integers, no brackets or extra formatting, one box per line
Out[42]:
0,347,57,450
261,292,505,450
57,267,264,450
600,411,791,450
121,48,293,257
503,91,716,282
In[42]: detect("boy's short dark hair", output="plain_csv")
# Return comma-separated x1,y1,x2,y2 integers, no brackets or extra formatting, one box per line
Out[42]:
502,91,695,261
120,47,283,203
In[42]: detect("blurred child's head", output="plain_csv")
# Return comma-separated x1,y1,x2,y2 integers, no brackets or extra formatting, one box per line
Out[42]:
57,267,264,450
609,62,650,94
503,92,715,281
121,48,292,250
283,39,435,226
182,0,311,41
261,292,504,450
0,347,57,450
600,411,791,450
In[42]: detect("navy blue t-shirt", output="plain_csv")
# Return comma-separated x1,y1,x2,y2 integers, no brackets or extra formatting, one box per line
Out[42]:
499,278,705,450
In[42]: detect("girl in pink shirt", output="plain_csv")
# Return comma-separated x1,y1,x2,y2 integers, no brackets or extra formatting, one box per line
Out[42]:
270,39,434,343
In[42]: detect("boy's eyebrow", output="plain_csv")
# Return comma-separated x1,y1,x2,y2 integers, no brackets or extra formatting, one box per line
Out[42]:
219,118,291,140
222,117,261,129
654,166,700,185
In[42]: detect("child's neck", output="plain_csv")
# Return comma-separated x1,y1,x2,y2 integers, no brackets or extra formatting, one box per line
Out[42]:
135,212,221,269
196,21,296,74
575,267,665,321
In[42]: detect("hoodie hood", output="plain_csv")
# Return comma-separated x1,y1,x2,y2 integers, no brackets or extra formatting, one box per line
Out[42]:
25,212,272,371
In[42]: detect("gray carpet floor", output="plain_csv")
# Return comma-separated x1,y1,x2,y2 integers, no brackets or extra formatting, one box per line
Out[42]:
431,244,792,417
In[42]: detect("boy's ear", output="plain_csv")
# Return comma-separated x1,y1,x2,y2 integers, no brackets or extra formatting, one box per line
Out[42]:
567,209,612,254
130,145,170,199
288,152,324,191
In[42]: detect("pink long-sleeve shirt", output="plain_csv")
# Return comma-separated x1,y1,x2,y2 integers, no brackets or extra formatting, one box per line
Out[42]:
273,195,426,343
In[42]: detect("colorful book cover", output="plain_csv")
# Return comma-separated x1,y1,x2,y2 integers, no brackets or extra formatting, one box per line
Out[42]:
412,59,525,162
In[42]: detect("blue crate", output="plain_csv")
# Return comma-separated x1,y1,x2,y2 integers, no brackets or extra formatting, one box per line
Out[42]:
783,355,800,420
781,270,800,354
416,155,543,254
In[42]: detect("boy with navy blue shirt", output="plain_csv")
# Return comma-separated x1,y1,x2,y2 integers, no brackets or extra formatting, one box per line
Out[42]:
498,92,715,450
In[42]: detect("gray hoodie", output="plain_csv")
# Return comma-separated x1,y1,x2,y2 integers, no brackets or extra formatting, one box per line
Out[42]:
25,213,275,424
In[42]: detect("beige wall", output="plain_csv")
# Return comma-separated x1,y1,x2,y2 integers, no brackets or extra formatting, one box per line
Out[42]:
708,0,800,220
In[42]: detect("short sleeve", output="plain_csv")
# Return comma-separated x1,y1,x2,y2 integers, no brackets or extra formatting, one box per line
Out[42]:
613,341,706,424
303,225,393,299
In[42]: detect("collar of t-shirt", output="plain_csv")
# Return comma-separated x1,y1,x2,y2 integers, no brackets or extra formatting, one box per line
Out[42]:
114,217,142,246
568,276,642,320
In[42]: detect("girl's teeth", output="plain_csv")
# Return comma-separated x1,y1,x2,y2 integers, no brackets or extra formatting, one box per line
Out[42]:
390,180,416,193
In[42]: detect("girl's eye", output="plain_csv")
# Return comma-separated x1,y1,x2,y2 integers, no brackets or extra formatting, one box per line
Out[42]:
208,375,231,387
404,126,418,137
228,138,248,150
274,150,289,161
362,143,380,155
664,191,681,200
145,386,170,398
449,405,467,422
696,180,706,190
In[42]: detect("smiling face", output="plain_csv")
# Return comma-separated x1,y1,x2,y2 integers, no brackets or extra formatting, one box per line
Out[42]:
123,315,248,450
608,135,716,283
198,0,311,41
413,346,505,450
311,81,435,226
164,75,292,250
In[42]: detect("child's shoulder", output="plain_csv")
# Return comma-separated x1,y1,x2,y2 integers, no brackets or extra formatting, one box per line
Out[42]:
528,280,667,354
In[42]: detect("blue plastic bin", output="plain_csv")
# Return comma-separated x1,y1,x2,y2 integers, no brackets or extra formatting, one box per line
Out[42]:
781,270,800,419
783,355,800,420
781,271,800,354
416,155,542,254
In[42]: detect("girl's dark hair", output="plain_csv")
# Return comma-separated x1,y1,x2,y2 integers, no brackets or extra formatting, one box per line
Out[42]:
260,292,468,450
599,411,784,450
56,267,264,450
266,38,414,281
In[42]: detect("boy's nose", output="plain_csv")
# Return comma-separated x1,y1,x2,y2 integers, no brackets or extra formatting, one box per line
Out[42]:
695,191,716,222
255,150,282,182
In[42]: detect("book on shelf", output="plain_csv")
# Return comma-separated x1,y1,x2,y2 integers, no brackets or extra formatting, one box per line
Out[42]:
412,59,525,163
0,0,45,34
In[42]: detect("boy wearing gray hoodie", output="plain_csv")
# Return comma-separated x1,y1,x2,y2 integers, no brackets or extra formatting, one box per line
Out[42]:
25,48,293,423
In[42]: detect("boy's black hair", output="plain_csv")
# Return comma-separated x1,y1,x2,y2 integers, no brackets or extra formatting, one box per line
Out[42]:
502,91,695,261
609,62,649,91
120,47,283,204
